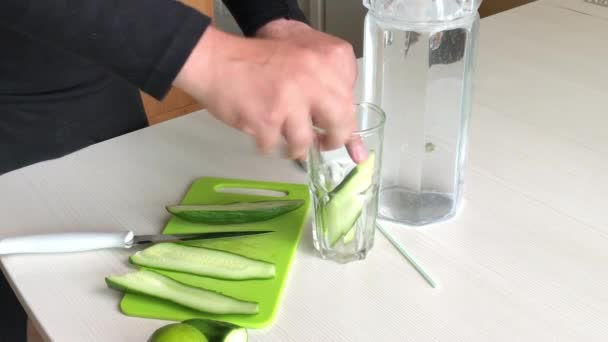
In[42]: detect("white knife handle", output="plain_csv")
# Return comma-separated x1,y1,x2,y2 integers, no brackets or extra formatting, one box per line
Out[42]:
0,231,134,255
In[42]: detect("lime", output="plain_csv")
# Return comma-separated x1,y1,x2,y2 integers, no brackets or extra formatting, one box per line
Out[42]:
149,323,208,342
182,318,248,342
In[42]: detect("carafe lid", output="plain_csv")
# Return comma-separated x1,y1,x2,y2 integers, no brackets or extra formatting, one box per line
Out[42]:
363,0,482,22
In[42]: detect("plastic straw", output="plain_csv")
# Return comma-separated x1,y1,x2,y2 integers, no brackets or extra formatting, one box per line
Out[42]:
376,222,439,289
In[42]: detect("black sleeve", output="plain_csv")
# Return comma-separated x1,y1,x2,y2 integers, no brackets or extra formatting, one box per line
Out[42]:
0,0,211,100
221,0,308,37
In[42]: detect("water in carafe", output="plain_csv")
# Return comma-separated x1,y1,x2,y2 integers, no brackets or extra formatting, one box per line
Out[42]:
362,0,482,225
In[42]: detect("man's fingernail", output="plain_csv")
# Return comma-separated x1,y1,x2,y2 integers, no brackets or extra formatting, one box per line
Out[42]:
351,142,368,163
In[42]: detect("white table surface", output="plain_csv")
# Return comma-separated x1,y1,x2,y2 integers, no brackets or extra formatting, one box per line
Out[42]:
2,1,608,341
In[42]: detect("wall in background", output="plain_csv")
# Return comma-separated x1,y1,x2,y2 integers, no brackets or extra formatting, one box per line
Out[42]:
141,0,538,125
324,0,367,58
137,0,540,129
215,0,536,58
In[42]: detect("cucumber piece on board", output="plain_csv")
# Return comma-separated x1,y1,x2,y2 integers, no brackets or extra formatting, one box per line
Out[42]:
106,269,258,315
166,200,304,224
130,243,275,280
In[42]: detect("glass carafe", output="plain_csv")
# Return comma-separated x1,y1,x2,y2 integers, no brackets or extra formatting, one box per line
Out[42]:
362,0,482,226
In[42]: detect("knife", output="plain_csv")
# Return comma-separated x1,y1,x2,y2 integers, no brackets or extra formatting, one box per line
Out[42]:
0,230,272,255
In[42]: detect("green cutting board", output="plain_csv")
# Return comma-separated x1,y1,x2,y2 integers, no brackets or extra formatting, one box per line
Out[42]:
118,177,310,328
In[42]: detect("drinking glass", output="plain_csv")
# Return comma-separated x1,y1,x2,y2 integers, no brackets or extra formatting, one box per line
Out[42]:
308,103,385,263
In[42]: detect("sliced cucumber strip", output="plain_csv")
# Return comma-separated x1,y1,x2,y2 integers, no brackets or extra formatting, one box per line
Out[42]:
183,319,248,342
322,151,375,246
166,200,304,225
342,225,356,244
331,152,375,195
322,196,363,246
130,243,275,280
106,269,258,315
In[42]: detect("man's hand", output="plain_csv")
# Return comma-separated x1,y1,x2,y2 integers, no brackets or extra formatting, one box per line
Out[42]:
256,19,357,89
257,19,367,163
174,23,364,162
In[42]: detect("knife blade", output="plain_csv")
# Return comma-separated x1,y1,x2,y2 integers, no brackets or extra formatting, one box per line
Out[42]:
129,230,272,246
0,230,273,255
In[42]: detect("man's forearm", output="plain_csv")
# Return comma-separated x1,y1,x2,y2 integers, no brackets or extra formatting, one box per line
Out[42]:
0,0,211,100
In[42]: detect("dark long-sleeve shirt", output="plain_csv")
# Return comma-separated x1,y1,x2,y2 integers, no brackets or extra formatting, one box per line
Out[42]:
0,1,306,340
0,0,306,175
